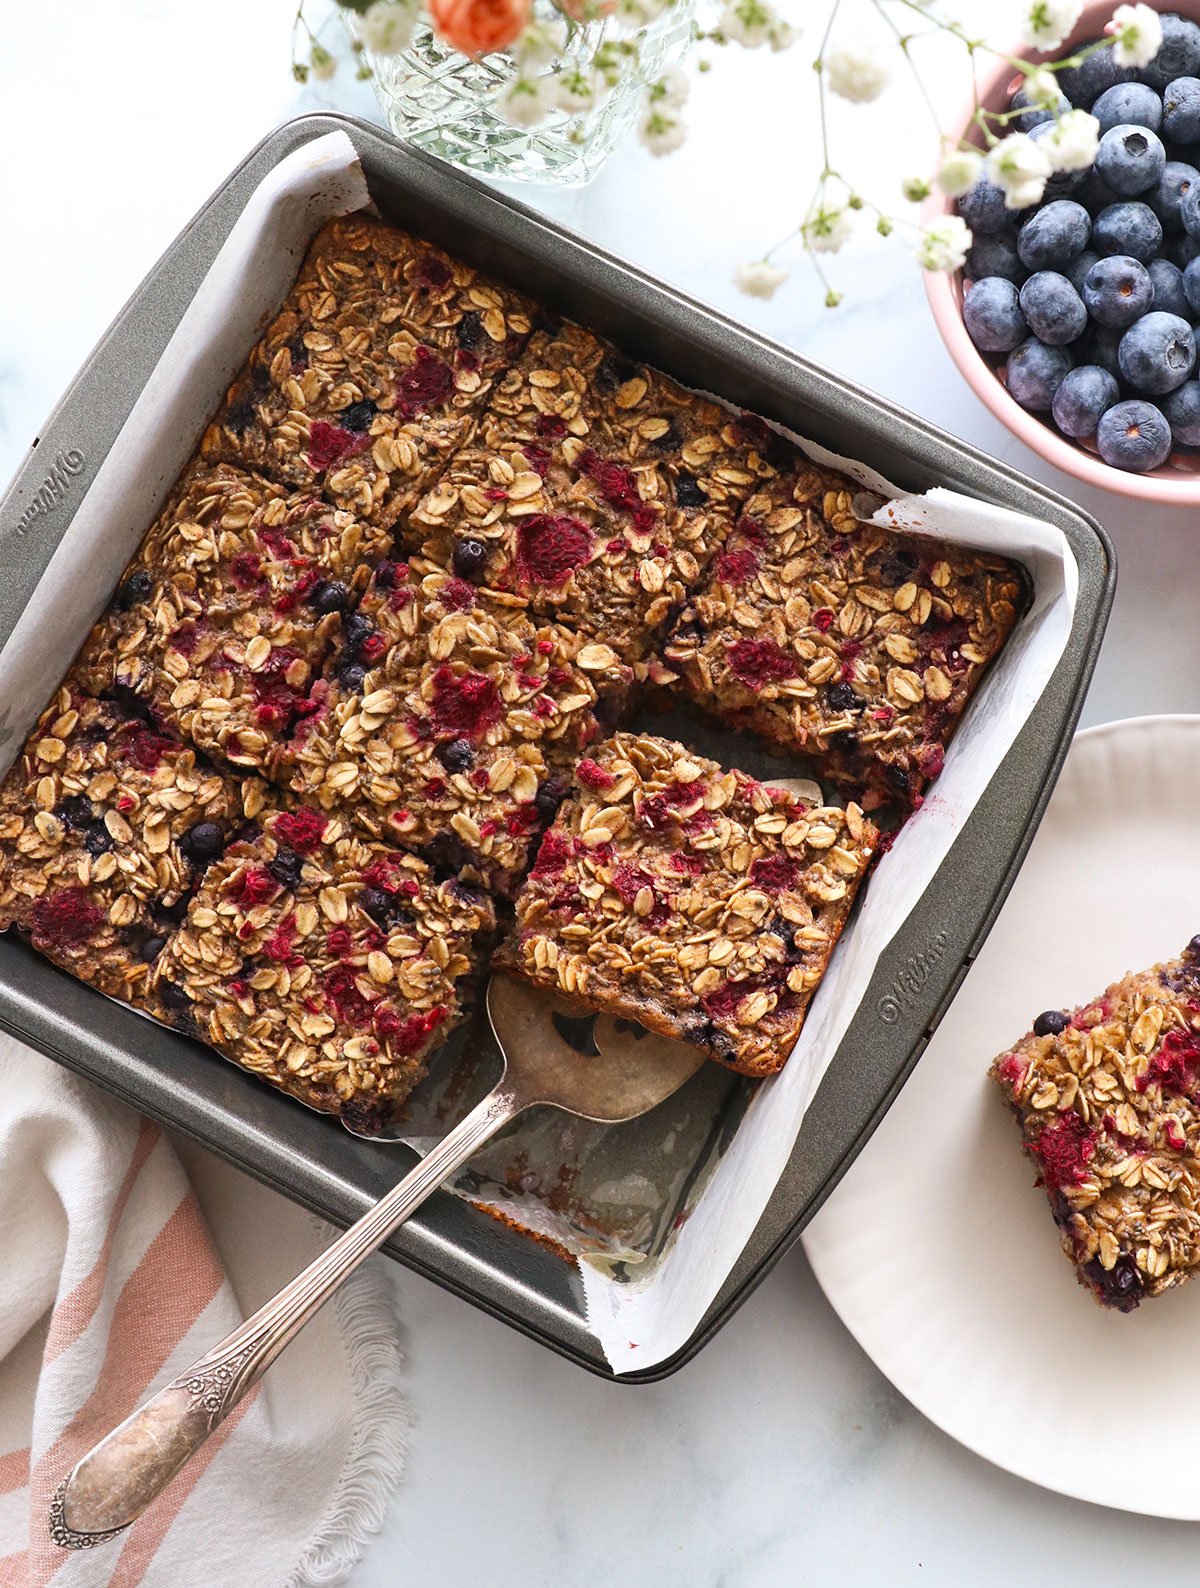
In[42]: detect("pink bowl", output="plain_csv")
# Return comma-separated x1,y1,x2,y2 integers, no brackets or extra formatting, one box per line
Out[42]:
924,0,1200,502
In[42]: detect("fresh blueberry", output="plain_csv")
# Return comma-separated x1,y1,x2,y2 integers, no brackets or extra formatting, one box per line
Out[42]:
1149,256,1191,316
963,277,1028,352
1151,160,1200,230
1118,310,1196,392
1006,338,1073,410
1019,272,1087,344
182,821,225,862
1079,166,1122,214
1010,80,1070,129
1183,254,1200,312
1082,254,1153,325
55,795,95,831
1032,1009,1070,1037
309,579,350,614
1097,398,1174,469
115,569,153,612
338,662,366,693
452,536,489,582
1066,249,1100,294
339,399,377,433
1087,322,1126,379
1092,81,1163,134
1172,229,1200,265
1058,41,1135,107
435,737,474,773
1164,379,1200,443
1092,201,1163,261
1096,124,1167,196
1016,200,1091,270
827,681,863,712
957,175,1020,236
268,847,305,890
1163,76,1200,146
84,821,114,857
139,935,167,964
965,234,1026,284
1179,173,1200,236
674,470,707,507
1027,122,1090,199
1142,14,1200,89
1051,365,1121,438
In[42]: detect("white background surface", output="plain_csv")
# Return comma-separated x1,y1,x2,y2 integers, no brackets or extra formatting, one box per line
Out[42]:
4,2,1200,1582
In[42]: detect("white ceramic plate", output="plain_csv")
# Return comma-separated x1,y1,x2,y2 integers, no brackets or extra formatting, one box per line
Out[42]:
803,716,1200,1519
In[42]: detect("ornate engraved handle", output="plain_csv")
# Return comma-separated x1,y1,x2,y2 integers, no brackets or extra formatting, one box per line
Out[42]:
51,1083,521,1548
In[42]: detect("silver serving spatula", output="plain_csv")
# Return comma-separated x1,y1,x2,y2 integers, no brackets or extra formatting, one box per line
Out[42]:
49,975,705,1549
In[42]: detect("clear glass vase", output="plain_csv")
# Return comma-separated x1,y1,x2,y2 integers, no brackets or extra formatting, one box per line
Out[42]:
346,0,695,186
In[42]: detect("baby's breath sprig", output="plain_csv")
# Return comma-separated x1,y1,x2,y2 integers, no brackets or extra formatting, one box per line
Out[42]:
732,0,1165,307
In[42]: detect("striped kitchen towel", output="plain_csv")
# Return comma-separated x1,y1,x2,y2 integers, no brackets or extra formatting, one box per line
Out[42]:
0,1036,409,1587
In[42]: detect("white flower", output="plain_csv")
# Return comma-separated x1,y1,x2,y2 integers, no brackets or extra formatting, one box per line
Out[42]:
735,260,789,299
639,108,687,155
986,131,1053,209
309,43,337,81
825,47,889,103
360,0,415,55
915,215,973,272
556,68,601,113
1020,0,1082,52
720,0,776,49
1108,3,1163,67
902,175,932,202
1023,68,1062,110
513,18,568,67
768,17,797,50
802,204,853,254
648,65,689,109
936,148,983,197
1040,107,1100,171
495,75,555,127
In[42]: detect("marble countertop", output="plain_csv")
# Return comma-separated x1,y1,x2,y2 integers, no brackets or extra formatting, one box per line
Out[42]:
5,2,1200,1581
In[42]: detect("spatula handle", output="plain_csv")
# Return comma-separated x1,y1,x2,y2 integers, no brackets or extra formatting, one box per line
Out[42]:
50,1082,521,1549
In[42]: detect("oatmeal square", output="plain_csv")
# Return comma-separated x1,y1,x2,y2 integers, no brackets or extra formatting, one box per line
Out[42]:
496,731,877,1076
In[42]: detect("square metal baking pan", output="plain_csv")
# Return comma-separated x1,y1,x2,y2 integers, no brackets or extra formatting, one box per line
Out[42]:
0,114,1115,1380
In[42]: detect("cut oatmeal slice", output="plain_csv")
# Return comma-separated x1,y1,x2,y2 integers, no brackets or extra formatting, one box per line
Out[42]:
201,212,535,527
279,560,630,890
663,461,1026,805
990,941,1200,1312
73,461,382,772
154,803,495,1129
0,689,265,1004
494,731,877,1076
405,323,776,662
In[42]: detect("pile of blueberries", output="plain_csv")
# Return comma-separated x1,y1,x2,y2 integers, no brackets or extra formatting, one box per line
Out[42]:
959,13,1200,472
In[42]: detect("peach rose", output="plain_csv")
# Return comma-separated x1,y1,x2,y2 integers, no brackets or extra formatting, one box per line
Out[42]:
428,0,532,57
